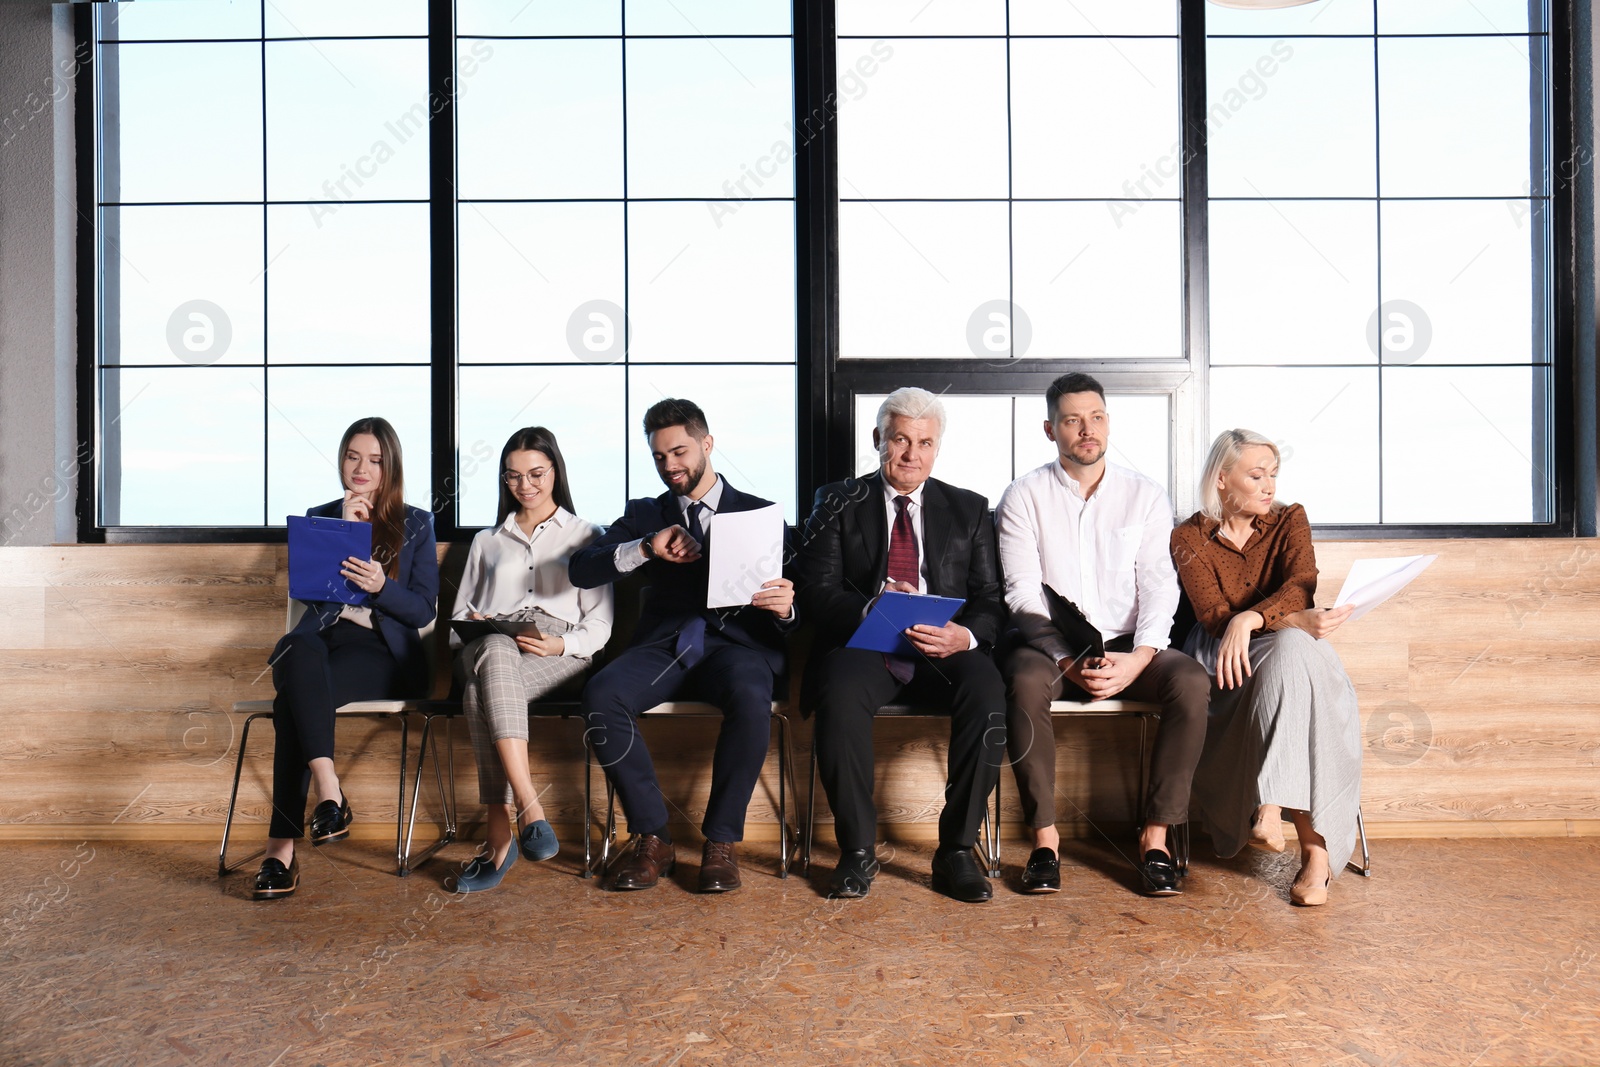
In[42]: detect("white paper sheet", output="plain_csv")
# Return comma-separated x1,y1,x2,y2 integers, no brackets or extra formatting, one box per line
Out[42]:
706,503,784,609
1333,554,1438,622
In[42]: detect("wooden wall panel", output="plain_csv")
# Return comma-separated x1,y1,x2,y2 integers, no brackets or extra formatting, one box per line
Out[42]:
0,539,1596,843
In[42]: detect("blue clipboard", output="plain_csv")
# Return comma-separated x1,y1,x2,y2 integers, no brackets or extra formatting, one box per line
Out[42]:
846,591,966,656
287,514,374,606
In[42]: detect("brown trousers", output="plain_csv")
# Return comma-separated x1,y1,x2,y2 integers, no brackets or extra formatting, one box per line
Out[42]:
1004,644,1209,828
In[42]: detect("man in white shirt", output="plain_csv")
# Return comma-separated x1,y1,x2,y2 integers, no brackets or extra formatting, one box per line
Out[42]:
995,373,1209,897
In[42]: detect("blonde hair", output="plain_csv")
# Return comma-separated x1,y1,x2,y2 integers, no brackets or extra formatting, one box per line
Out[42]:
1199,428,1281,521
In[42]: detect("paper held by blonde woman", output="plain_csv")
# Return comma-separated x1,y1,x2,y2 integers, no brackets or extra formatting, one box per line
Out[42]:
1334,554,1439,622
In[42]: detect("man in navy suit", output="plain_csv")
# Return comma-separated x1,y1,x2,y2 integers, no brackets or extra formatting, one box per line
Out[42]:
795,387,1007,902
570,398,796,893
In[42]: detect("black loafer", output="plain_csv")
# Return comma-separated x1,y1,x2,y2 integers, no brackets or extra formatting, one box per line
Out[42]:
252,856,299,900
827,848,878,899
309,796,353,845
1137,849,1182,897
931,846,993,903
1020,846,1061,893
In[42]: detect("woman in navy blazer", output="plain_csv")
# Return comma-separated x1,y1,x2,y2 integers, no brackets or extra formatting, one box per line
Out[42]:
253,417,439,900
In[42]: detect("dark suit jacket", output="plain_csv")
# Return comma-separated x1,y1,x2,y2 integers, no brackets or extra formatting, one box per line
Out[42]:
568,477,794,677
794,471,1006,711
279,500,440,694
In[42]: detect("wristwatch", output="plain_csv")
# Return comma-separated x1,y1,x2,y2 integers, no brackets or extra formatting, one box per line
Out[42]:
640,536,658,561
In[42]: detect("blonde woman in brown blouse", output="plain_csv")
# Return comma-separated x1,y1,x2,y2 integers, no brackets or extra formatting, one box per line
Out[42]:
1169,429,1361,906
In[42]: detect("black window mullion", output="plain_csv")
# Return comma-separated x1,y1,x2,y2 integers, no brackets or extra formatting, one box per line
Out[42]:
260,0,269,528
428,0,459,539
797,0,838,500
75,3,102,542
1179,0,1210,507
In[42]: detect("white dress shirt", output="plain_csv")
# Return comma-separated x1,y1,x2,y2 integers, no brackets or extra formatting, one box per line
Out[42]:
451,507,614,659
995,459,1179,664
612,475,726,574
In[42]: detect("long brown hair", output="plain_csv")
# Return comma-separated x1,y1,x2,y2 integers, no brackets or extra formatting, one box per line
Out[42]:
338,417,406,579
497,426,576,525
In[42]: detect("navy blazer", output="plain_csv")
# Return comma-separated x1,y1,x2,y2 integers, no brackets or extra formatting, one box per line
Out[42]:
794,471,1006,710
569,477,795,676
277,500,440,695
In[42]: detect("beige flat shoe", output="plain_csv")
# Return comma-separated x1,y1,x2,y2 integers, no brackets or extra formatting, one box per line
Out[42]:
1291,870,1329,907
1249,805,1285,853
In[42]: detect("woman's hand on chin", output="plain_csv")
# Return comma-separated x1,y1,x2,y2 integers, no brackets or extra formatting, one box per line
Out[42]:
342,490,372,523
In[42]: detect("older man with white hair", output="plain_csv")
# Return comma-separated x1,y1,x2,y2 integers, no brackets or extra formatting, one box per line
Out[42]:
795,388,1007,902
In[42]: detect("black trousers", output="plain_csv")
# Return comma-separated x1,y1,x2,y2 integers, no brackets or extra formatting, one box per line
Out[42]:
812,646,1006,853
269,622,404,839
581,631,776,843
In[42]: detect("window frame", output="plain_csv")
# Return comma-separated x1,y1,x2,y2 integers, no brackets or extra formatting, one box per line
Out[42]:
73,1,1590,542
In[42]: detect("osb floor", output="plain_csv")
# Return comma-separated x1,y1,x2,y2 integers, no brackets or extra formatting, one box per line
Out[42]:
1,835,1597,1067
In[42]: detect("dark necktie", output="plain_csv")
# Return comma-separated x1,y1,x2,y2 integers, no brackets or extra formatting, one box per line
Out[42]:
884,495,917,685
685,500,707,546
887,495,918,587
674,500,709,669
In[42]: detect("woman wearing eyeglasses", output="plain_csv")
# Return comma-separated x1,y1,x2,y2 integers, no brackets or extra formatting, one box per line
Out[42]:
254,416,439,901
449,426,614,892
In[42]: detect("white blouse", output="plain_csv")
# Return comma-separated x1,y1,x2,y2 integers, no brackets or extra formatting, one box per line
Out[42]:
450,508,614,659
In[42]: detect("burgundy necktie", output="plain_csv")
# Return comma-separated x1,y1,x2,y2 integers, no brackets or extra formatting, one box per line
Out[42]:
884,496,917,685
887,496,918,587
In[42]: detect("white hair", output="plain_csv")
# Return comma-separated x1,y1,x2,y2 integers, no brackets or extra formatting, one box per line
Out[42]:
875,388,946,459
1199,428,1281,521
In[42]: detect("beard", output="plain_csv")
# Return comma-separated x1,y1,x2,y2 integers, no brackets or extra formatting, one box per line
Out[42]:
1062,439,1105,467
661,451,708,495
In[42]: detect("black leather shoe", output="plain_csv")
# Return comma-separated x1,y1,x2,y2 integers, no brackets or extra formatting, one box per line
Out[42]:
309,796,353,846
1020,846,1061,893
252,856,299,900
1137,849,1183,897
827,848,878,899
931,846,993,903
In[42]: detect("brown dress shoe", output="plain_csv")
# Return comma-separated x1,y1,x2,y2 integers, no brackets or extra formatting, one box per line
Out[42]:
698,840,741,893
605,834,675,891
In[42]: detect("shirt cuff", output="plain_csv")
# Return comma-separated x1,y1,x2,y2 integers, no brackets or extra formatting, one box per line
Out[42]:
1133,629,1172,654
613,540,649,574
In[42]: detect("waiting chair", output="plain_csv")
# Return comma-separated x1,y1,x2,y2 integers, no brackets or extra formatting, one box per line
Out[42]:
218,600,452,878
583,701,800,880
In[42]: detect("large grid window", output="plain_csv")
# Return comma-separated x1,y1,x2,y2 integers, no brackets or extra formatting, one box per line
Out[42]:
92,0,799,531
85,1,1573,536
97,1,434,526
1206,0,1552,525
453,1,799,525
836,3,1185,362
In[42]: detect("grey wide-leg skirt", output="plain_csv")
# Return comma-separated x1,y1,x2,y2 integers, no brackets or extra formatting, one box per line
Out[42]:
1183,625,1363,877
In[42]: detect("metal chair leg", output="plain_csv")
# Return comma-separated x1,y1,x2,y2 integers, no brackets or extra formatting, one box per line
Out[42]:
582,728,596,879
803,741,819,877
401,711,456,875
403,713,430,871
219,713,269,876
784,716,801,871
394,714,410,877
987,773,1003,878
441,715,457,839
775,712,790,878
601,775,618,872
1347,807,1372,877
